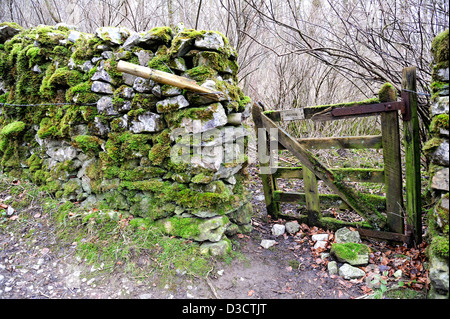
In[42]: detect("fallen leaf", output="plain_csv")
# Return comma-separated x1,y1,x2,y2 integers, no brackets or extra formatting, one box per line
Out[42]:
0,203,7,209
9,215,18,221
34,213,41,218
41,248,50,255
338,290,344,298
248,290,255,297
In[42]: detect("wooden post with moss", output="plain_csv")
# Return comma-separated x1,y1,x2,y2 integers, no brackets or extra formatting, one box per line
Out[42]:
402,67,422,245
303,166,321,224
251,103,280,219
379,83,404,234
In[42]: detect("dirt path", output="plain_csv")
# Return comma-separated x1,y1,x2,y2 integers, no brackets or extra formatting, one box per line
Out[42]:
0,164,367,300
1,162,428,301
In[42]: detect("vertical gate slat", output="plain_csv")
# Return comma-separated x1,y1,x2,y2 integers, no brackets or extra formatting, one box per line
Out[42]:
380,85,405,234
252,104,280,219
303,167,320,224
402,67,422,245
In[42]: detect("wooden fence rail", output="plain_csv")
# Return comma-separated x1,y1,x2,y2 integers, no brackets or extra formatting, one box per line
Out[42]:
253,67,421,245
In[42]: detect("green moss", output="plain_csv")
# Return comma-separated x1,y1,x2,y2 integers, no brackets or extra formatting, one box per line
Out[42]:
148,53,172,72
184,65,218,82
26,154,43,172
0,121,26,138
147,26,173,44
105,132,152,163
431,29,449,64
430,235,449,259
330,242,370,260
378,83,397,102
66,81,99,104
423,137,444,154
309,97,380,110
72,135,104,156
429,114,449,134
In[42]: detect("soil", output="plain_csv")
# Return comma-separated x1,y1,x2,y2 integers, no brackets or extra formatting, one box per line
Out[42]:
0,162,423,300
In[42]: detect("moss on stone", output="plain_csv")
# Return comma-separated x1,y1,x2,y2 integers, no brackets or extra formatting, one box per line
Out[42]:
330,242,370,260
423,137,444,154
0,121,26,138
72,135,104,156
431,29,449,65
429,114,449,134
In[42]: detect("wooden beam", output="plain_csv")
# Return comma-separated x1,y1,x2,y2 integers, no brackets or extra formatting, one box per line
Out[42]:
273,167,385,183
380,87,404,234
357,228,410,244
117,60,226,101
263,100,383,122
277,135,383,150
402,67,422,245
251,103,280,218
303,166,320,224
273,191,386,210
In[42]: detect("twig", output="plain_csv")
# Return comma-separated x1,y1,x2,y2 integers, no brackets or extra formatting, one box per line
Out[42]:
204,267,220,299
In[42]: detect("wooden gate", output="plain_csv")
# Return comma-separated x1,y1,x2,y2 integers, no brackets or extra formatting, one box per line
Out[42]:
252,67,422,245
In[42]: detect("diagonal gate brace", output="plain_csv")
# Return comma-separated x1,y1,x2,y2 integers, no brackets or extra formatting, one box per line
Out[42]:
252,103,387,230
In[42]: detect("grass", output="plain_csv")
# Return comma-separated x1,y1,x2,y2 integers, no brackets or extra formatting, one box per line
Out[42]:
0,173,214,285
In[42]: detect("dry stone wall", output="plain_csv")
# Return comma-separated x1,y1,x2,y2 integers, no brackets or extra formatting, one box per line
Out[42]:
0,22,253,256
425,29,449,299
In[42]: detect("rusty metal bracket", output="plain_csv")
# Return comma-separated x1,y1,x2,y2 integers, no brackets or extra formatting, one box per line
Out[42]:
330,93,411,121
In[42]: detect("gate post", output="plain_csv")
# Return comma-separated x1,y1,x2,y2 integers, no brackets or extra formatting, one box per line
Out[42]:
380,84,404,234
252,103,280,219
401,67,422,245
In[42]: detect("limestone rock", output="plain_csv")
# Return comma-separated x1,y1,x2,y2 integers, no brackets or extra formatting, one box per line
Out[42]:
91,81,114,94
158,216,229,242
431,167,449,191
91,69,113,83
227,202,253,226
334,227,361,243
96,96,118,116
431,140,449,166
130,112,164,133
92,117,110,137
95,26,131,46
285,221,300,234
0,23,22,43
327,261,338,275
46,145,78,162
429,255,449,294
133,77,154,93
339,263,365,280
200,240,231,256
431,96,449,116
156,95,190,113
67,30,82,43
260,239,276,249
311,234,329,242
195,32,225,51
271,224,285,236
314,240,328,250
330,243,370,266
178,103,228,133
134,49,153,66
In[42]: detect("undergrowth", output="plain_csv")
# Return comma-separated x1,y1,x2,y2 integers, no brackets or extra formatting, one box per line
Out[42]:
0,173,215,284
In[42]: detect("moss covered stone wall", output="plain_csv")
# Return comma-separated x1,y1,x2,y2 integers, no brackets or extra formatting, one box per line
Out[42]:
0,22,253,256
425,29,449,299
